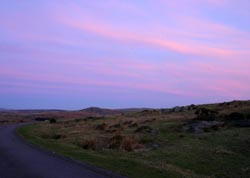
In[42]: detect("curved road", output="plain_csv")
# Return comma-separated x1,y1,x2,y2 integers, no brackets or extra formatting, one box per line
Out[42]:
0,123,124,178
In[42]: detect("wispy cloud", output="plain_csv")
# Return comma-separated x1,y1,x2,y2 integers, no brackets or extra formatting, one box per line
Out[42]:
0,0,249,108
54,1,249,59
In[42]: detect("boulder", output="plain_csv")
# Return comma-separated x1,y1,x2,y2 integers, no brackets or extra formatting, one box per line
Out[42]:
184,121,225,134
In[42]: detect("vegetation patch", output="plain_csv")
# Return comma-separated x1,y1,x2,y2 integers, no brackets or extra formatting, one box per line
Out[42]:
18,100,250,178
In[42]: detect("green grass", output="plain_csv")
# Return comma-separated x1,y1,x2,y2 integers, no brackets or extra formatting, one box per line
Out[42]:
18,124,182,178
18,121,250,178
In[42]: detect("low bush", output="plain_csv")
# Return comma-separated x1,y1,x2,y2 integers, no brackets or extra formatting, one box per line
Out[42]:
194,108,218,121
109,134,124,149
139,135,154,144
227,112,245,120
77,139,97,150
121,136,136,151
49,118,57,124
135,126,153,133
128,122,138,128
41,133,65,140
123,120,133,125
109,123,122,128
121,136,143,152
95,123,107,130
74,119,81,122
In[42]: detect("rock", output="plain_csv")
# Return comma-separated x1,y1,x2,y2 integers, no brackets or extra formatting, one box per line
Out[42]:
215,147,235,155
151,128,159,136
173,106,182,112
152,143,159,149
184,121,225,134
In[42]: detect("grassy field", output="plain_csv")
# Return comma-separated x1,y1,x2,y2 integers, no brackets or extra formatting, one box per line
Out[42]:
18,101,250,178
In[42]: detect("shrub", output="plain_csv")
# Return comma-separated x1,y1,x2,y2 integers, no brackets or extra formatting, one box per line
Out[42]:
109,123,122,128
227,112,245,120
41,133,65,140
121,136,136,151
194,108,218,121
225,112,250,127
142,119,153,124
105,129,118,133
49,118,57,124
135,126,153,133
188,104,196,110
76,139,97,150
133,143,144,150
139,135,154,144
109,134,124,149
246,114,250,120
95,123,107,130
121,136,143,152
74,119,81,122
128,122,138,128
51,134,63,140
123,120,133,125
109,135,143,151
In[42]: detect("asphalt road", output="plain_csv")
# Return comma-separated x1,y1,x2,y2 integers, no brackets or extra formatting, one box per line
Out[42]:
0,123,123,178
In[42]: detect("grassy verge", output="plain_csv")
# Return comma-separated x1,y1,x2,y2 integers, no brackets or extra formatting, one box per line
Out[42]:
18,124,183,178
18,117,250,178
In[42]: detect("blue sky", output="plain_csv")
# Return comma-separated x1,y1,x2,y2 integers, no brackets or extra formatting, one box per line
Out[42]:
0,0,249,109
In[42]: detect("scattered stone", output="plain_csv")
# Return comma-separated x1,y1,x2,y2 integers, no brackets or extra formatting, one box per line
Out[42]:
151,128,159,137
69,131,81,134
215,147,235,155
152,143,160,149
151,128,159,149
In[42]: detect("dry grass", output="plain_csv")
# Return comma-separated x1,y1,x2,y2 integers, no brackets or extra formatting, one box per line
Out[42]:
19,100,250,178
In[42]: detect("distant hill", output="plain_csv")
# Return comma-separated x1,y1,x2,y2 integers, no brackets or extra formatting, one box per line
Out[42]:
80,107,155,115
15,109,66,114
116,108,154,113
0,109,66,114
80,107,121,115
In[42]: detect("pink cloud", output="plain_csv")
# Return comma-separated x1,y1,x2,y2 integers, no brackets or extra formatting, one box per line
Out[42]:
0,65,197,97
57,13,248,59
1,55,249,100
2,1,248,60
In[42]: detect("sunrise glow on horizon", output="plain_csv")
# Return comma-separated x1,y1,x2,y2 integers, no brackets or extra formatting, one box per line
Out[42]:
0,0,249,109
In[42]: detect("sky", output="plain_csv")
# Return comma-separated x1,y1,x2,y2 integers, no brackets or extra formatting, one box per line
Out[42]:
0,0,250,109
